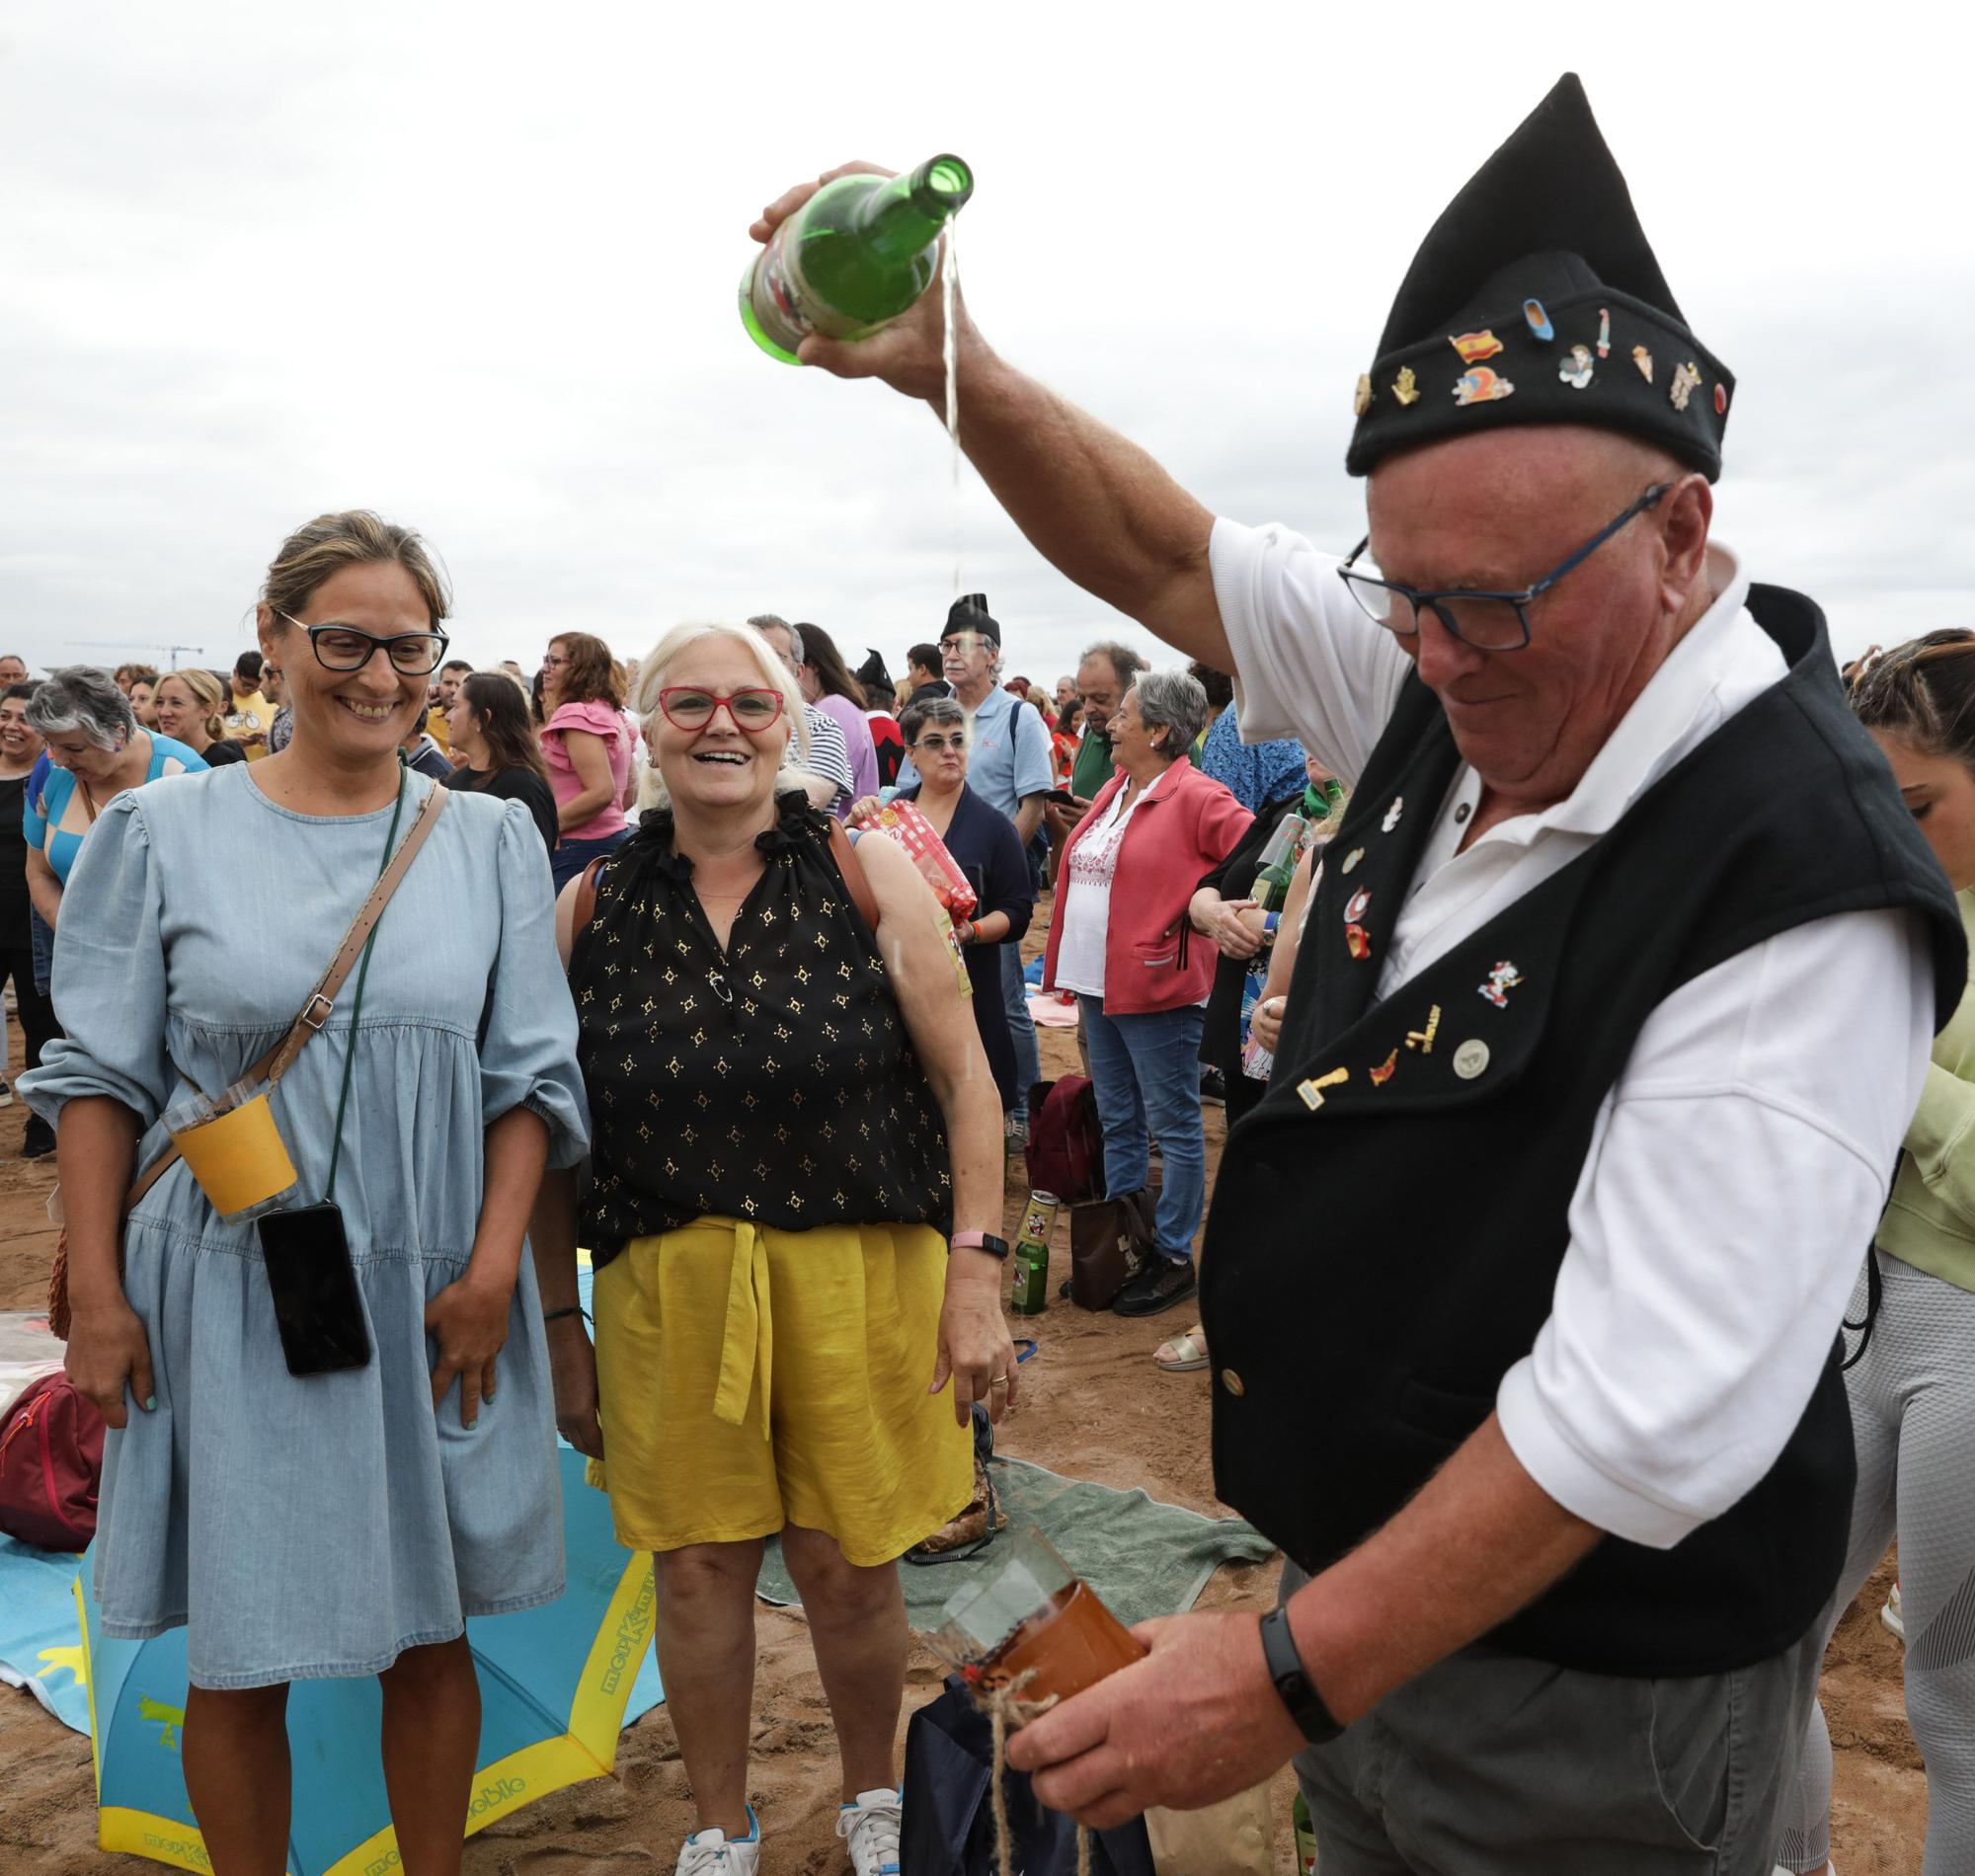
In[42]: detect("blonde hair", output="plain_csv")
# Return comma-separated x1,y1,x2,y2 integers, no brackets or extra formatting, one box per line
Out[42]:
156,666,229,744
260,510,450,632
631,622,808,812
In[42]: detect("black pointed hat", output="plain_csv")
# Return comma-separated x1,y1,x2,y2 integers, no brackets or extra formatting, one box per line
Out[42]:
1346,74,1732,481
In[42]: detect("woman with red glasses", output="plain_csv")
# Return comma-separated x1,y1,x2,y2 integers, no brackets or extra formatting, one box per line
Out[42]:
531,620,1013,1876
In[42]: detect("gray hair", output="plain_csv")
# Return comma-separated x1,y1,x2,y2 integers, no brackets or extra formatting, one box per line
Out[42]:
1080,639,1148,687
747,612,803,665
26,665,136,750
1131,667,1210,758
899,695,965,744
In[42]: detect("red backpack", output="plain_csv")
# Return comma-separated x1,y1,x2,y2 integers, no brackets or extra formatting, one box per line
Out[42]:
0,1372,106,1551
1024,1076,1105,1205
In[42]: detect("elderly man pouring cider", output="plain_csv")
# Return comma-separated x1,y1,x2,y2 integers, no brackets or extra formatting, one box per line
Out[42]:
753,75,1965,1874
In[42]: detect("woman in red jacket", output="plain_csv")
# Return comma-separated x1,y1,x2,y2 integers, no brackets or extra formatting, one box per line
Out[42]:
1044,669,1252,1316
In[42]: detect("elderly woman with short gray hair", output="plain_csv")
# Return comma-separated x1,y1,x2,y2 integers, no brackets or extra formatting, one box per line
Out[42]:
23,666,208,934
1043,668,1252,1316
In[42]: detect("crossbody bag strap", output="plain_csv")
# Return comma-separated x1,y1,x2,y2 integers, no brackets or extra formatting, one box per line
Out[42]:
121,784,450,1212
826,817,880,933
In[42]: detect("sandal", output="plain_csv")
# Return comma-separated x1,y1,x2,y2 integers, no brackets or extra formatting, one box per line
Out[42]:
1154,1324,1209,1372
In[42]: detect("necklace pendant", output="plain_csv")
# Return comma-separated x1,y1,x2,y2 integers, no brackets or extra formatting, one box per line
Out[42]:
709,971,734,1005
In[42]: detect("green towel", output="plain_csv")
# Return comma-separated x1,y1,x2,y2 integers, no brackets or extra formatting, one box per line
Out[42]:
756,1457,1278,1630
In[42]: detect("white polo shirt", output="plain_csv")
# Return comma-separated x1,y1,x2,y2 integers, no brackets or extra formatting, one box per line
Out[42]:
1213,517,1935,1548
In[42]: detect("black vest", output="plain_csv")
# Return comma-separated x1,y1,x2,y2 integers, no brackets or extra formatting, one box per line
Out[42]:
1202,586,1965,1677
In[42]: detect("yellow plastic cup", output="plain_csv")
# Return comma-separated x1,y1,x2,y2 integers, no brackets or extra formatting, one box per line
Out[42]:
167,1089,298,1221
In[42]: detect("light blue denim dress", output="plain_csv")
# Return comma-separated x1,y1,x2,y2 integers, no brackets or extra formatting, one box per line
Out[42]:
23,764,591,1690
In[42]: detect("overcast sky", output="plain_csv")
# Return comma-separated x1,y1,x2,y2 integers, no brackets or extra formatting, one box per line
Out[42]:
5,4,1968,690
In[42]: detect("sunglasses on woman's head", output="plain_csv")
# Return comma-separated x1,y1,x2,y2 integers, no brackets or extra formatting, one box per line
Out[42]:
657,686,785,733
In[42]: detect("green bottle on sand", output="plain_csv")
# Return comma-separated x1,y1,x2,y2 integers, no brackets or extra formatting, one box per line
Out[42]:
742,155,974,363
1293,1789,1318,1874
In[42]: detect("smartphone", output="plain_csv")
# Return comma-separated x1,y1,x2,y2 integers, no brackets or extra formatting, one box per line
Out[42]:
258,1203,372,1376
1044,788,1080,807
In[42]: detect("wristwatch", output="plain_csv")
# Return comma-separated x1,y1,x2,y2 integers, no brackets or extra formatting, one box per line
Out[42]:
949,1231,1010,1261
1258,1605,1344,1744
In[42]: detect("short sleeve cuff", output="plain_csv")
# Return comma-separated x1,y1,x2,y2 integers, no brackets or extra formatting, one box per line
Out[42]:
1495,1357,1705,1551
1211,516,1311,745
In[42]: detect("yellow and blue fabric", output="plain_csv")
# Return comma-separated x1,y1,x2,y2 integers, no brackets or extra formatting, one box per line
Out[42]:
24,733,205,883
592,1216,974,1565
69,1440,661,1876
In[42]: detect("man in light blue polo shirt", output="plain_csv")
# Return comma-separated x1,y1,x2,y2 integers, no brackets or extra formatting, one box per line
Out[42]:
898,594,1053,1135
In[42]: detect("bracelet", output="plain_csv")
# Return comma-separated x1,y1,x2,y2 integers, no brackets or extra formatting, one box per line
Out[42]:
1258,1605,1344,1744
542,1305,583,1324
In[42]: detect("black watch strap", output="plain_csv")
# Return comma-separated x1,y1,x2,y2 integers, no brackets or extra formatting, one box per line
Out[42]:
1258,1605,1344,1745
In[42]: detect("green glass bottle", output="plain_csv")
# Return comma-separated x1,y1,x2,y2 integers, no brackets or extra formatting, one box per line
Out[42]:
742,155,974,364
1252,812,1309,911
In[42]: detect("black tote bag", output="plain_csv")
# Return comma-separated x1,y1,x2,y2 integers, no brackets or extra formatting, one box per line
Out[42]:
901,1675,1157,1876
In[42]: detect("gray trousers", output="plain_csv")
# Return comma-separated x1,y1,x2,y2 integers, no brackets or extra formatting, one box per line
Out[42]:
1281,1562,1824,1875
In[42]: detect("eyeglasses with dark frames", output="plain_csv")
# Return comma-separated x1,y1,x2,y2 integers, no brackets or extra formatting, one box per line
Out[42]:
657,686,786,733
1336,483,1672,654
278,612,451,676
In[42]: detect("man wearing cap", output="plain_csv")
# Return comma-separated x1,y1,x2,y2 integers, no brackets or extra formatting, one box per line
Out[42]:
898,595,1054,1133
755,76,1963,1870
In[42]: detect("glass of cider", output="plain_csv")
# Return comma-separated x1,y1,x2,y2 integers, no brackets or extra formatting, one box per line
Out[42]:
929,1529,1146,1706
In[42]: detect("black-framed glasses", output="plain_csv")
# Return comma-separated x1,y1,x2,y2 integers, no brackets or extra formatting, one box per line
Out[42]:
279,611,450,675
1336,484,1672,654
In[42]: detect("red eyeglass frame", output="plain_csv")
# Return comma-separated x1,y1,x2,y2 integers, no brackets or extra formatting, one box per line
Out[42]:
656,685,787,733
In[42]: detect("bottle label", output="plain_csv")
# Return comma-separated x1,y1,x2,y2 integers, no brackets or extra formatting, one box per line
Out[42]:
748,222,817,355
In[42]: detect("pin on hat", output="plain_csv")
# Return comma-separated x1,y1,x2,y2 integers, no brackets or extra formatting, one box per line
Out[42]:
1478,960,1525,1008
1354,374,1375,417
1341,847,1366,874
1382,797,1404,832
1596,306,1612,358
1454,367,1515,406
1523,298,1554,341
1344,888,1372,924
1370,1049,1399,1086
1632,345,1654,383
1669,361,1702,412
1450,331,1504,363
1345,924,1373,961
1392,367,1421,407
1559,345,1594,389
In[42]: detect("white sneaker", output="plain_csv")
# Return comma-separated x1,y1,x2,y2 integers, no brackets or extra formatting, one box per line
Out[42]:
675,1808,760,1876
1882,1581,1905,1643
837,1788,904,1876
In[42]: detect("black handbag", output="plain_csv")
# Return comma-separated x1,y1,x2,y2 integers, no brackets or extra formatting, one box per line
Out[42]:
902,1675,1157,1876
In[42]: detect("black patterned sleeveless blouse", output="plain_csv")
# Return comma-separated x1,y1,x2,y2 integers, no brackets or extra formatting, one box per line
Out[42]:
572,793,952,1264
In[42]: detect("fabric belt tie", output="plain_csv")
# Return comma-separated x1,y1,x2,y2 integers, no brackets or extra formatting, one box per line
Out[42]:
713,1219,774,1439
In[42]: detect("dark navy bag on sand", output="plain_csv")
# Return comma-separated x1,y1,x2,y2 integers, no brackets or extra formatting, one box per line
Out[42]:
901,1674,1156,1876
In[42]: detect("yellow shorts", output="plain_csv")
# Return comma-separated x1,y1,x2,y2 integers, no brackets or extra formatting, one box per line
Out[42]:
592,1216,974,1565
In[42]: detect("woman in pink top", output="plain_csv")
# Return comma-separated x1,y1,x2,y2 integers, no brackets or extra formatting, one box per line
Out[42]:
540,632,632,890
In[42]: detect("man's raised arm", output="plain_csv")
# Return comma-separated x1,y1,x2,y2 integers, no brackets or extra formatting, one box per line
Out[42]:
750,165,1230,669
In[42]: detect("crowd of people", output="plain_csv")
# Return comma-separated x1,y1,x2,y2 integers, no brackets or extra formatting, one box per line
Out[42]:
6,71,1967,1876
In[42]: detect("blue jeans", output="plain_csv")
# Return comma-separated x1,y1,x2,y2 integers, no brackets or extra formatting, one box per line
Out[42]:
551,827,631,893
1000,943,1041,1110
1077,996,1206,1264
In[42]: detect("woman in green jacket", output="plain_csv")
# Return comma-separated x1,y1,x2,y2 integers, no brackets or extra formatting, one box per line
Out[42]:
1778,630,1975,1876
